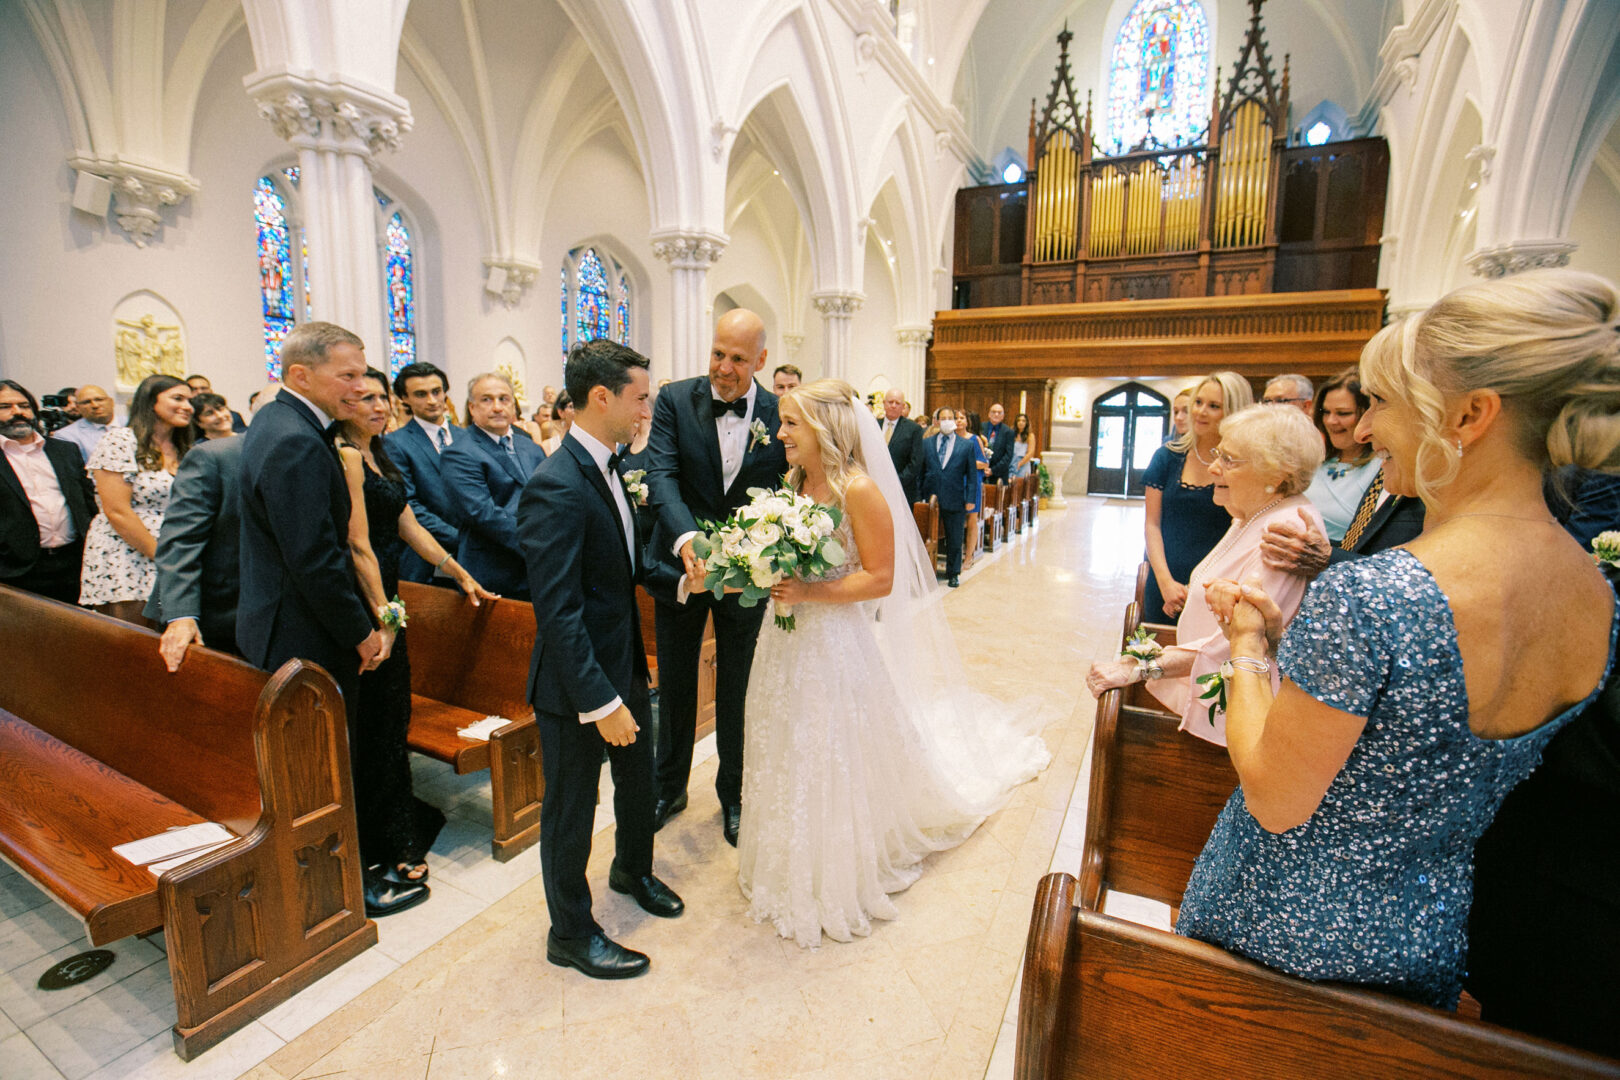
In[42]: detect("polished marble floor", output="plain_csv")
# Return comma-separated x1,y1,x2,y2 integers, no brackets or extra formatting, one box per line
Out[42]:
0,496,1146,1080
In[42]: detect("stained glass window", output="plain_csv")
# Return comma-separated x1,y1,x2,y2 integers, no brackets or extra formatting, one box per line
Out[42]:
561,248,634,359
254,177,295,380
616,275,630,344
281,167,311,318
1106,0,1210,153
560,269,570,357
576,249,611,343
384,212,416,375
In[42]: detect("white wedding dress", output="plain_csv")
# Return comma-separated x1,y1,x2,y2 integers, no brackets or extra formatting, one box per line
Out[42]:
737,511,1051,949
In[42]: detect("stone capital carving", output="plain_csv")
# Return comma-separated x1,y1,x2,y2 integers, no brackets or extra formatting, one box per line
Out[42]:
1465,240,1576,279
895,326,931,347
246,72,413,159
483,258,543,309
71,158,199,248
781,332,806,359
812,292,865,318
651,232,727,269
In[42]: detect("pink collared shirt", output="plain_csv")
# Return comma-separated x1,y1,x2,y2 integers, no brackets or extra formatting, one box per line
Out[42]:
1,434,72,546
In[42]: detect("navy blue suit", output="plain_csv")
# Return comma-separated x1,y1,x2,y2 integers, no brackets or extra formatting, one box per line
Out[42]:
982,422,1015,483
923,431,983,578
237,391,372,723
518,433,653,939
384,420,468,583
440,426,544,600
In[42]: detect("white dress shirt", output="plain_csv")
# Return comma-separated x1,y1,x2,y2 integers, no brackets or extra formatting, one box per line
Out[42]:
567,425,636,726
671,380,760,603
2,434,73,546
54,418,112,463
413,415,453,452
279,385,338,426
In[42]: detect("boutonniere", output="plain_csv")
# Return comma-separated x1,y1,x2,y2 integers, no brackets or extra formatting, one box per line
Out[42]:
1593,530,1620,569
1119,626,1163,664
749,418,771,450
621,469,649,507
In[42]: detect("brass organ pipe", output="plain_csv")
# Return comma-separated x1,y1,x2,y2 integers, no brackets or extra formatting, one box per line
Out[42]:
1245,107,1261,245
1061,135,1075,259
1037,147,1049,259
1237,104,1253,246
1254,121,1271,246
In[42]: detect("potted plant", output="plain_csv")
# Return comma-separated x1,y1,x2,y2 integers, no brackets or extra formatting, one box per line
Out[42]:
1036,461,1054,509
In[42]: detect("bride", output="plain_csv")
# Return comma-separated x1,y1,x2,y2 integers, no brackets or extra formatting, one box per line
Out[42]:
734,379,1050,948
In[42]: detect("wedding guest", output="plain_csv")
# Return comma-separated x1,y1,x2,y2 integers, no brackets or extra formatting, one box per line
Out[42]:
1086,405,1324,745
386,361,467,585
185,374,246,431
334,368,494,895
1169,387,1193,442
79,374,194,623
1261,372,1314,414
541,384,558,408
982,403,1015,483
1010,412,1037,479
1141,371,1253,622
1179,269,1619,1010
441,372,544,600
189,392,237,441
644,308,789,845
54,384,117,462
922,406,983,588
246,388,268,422
0,380,95,602
879,389,925,503
540,391,574,455
772,365,803,396
1301,369,1379,541
144,434,243,670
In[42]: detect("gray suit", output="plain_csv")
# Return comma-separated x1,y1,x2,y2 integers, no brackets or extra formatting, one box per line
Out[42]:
143,437,243,653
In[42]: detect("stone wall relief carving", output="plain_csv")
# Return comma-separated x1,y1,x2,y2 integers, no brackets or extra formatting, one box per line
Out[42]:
111,291,188,392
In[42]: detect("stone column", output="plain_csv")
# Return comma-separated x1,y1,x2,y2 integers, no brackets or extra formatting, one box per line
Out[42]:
894,325,930,410
248,74,412,358
811,292,864,381
652,232,726,381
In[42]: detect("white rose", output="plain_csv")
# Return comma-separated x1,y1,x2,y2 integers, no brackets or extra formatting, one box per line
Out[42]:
791,526,813,548
748,521,782,547
749,559,777,589
721,535,745,558
812,512,835,537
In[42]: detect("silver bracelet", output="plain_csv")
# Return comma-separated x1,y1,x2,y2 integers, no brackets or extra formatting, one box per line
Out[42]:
1228,655,1271,675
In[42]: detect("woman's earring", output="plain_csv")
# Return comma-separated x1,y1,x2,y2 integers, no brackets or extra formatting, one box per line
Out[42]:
1452,437,1464,458
1264,484,1276,494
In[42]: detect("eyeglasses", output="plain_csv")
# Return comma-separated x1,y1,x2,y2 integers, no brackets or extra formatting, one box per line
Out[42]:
1263,396,1311,405
1213,448,1249,468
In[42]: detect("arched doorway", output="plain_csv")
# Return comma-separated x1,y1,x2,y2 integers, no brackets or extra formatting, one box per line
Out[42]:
1087,382,1170,497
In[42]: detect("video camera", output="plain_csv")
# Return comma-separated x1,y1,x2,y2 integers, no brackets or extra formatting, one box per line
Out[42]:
37,394,76,434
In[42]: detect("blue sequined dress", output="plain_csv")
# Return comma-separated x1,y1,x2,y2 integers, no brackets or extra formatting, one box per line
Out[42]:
1176,549,1618,1008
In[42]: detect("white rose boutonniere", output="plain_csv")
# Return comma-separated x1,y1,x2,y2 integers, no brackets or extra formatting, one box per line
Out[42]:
1593,530,1620,569
749,418,771,450
621,469,649,507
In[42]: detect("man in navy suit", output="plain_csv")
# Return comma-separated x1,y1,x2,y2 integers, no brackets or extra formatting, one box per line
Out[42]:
386,361,466,585
981,402,1015,484
441,373,544,600
644,308,790,846
923,406,983,588
519,338,680,980
144,435,243,669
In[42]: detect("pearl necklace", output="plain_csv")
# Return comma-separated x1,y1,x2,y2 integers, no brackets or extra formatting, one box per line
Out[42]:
1189,497,1287,589
1190,441,1215,466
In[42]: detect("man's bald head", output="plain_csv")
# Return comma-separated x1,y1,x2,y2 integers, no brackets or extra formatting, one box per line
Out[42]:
75,384,115,424
709,308,768,402
883,389,907,421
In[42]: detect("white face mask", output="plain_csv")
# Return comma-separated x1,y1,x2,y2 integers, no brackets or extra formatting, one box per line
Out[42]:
938,419,957,435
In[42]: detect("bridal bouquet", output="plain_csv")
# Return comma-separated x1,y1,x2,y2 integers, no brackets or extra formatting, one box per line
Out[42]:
691,486,845,631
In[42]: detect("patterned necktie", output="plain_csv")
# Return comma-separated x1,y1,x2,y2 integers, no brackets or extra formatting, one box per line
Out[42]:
499,434,515,457
1341,469,1385,551
437,426,450,451
885,420,895,445
939,435,950,466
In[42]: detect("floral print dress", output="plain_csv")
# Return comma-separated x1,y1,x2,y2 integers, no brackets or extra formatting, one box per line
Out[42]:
78,426,174,605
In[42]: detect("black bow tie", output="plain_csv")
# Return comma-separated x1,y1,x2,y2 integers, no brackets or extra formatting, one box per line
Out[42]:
711,397,747,418
607,449,624,472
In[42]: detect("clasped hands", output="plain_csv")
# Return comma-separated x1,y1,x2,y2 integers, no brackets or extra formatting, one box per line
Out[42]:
1205,573,1284,655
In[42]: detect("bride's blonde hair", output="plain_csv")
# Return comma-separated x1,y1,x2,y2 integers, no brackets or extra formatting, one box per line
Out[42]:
781,378,867,505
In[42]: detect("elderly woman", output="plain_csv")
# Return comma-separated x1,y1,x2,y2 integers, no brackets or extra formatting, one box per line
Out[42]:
1302,368,1380,541
1088,405,1325,745
1178,268,1618,1010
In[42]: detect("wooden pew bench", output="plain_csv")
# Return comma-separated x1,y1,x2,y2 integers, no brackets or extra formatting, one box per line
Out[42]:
637,585,718,741
1015,597,1620,1079
0,585,374,1060
912,496,940,568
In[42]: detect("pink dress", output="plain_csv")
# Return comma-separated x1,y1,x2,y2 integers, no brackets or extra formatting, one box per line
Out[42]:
1149,495,1324,746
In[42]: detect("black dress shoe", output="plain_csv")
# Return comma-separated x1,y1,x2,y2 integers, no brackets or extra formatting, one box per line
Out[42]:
948,576,960,588
653,792,689,832
546,930,649,979
363,865,430,918
722,803,741,847
608,864,685,917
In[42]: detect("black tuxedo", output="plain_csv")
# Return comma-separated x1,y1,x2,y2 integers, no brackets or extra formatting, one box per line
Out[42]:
1329,494,1425,564
142,436,242,652
384,420,468,583
982,422,1015,483
0,436,94,602
643,376,789,808
237,391,372,723
441,426,545,599
518,432,655,940
882,415,925,504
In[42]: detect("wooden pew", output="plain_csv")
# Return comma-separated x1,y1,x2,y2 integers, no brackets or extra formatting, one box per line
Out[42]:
398,582,546,861
636,586,718,740
912,495,940,569
1010,475,1027,533
0,585,375,1060
1018,598,1620,1080
982,483,1007,551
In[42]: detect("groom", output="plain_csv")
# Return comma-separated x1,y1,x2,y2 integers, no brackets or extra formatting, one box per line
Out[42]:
518,338,681,980
644,308,789,846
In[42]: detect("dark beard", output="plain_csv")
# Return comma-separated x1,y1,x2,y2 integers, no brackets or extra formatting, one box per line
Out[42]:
0,419,36,440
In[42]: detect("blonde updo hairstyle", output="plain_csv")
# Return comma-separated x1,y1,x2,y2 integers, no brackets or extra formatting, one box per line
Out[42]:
1167,370,1256,453
781,378,869,506
1360,269,1620,503
1218,404,1325,496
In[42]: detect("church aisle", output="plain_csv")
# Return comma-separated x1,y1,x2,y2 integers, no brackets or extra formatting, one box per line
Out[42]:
0,498,1144,1080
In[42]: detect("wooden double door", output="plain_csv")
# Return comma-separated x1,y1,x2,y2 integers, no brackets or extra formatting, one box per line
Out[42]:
1087,383,1169,497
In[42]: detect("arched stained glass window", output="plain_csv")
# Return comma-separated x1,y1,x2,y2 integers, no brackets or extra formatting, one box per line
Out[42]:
576,249,611,343
616,275,630,344
254,177,295,380
384,212,416,375
560,269,570,357
1106,0,1211,153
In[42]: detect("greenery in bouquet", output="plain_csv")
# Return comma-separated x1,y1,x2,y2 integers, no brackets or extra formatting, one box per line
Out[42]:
690,486,846,630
